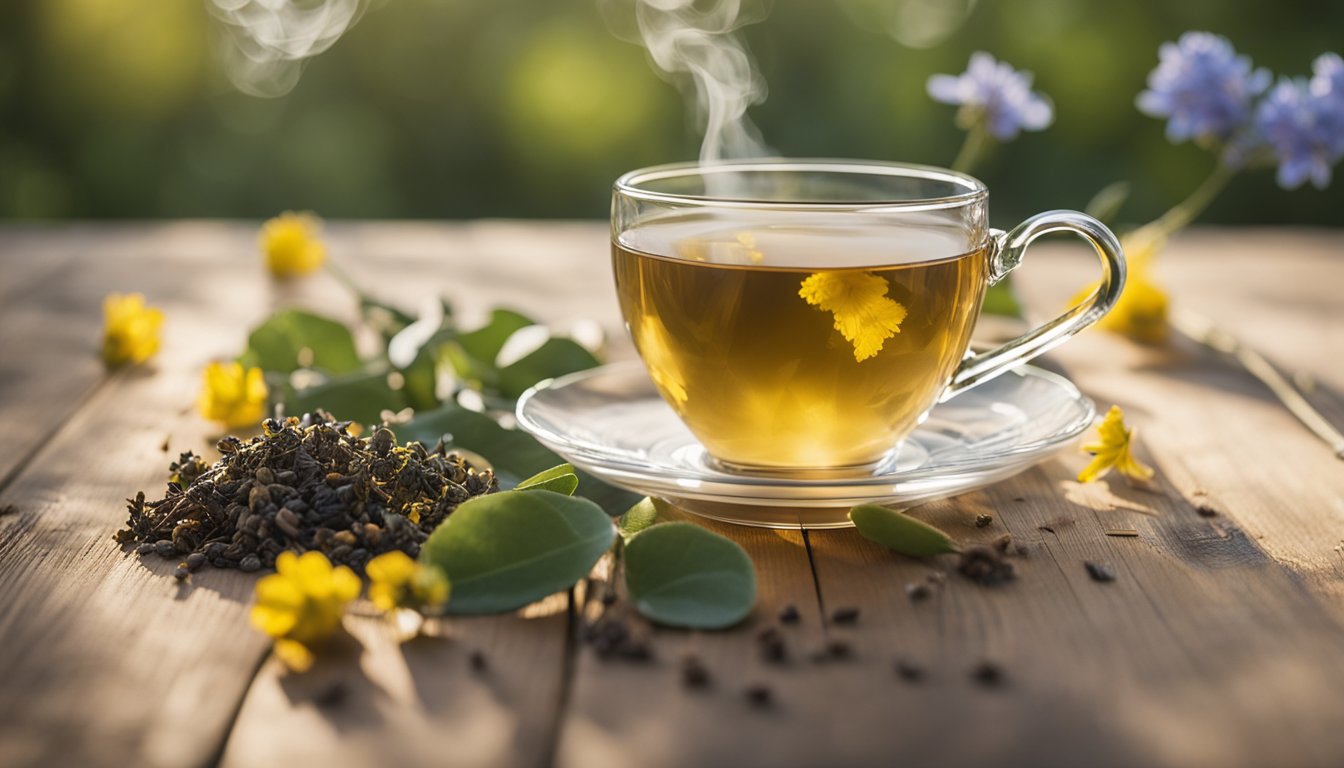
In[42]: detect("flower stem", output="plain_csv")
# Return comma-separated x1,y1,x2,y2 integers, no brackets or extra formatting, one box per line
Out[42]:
1148,161,1236,238
951,124,992,175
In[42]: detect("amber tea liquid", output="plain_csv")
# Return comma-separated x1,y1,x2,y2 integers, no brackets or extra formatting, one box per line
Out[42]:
614,214,988,469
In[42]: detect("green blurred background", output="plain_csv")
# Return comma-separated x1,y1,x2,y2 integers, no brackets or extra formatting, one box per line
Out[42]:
2,0,1341,225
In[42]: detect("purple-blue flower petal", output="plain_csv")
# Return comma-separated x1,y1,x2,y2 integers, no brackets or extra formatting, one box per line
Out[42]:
1137,31,1268,145
925,51,1053,141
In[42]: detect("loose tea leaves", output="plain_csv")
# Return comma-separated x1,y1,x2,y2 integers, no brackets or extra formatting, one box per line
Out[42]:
116,412,497,573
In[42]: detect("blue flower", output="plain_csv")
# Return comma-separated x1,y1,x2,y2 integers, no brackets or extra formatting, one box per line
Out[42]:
927,52,1053,141
1254,65,1344,190
1137,32,1270,145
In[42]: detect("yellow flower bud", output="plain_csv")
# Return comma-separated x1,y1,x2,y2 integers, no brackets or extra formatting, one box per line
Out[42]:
250,551,361,672
259,211,326,279
365,551,450,614
197,361,268,429
101,293,164,367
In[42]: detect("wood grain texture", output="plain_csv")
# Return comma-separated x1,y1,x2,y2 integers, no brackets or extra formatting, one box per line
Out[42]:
220,603,570,768
0,223,1341,768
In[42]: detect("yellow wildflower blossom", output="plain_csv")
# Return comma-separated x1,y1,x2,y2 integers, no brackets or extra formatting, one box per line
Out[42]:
198,361,268,429
1078,405,1156,483
101,293,164,367
259,211,326,278
799,271,907,362
1077,226,1170,344
250,551,360,672
366,551,450,614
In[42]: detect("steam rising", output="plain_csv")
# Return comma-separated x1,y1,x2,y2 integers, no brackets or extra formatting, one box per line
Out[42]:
614,0,772,163
208,0,370,98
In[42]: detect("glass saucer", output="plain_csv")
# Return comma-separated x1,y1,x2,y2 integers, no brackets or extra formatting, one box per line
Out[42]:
515,362,1094,529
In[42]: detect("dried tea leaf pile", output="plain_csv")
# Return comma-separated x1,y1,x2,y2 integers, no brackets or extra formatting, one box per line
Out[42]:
116,413,497,573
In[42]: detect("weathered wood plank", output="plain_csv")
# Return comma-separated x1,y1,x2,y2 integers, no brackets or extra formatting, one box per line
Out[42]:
220,601,570,768
555,514,828,768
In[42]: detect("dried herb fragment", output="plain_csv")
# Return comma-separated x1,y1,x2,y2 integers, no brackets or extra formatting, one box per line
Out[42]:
469,650,489,672
777,604,800,624
1084,561,1116,583
957,546,1015,586
756,627,788,664
970,661,1005,688
894,659,925,683
585,615,653,662
905,582,932,601
116,412,497,574
681,655,711,689
745,684,773,708
830,606,860,625
826,639,853,660
1196,504,1219,518
974,514,993,528
1104,529,1139,537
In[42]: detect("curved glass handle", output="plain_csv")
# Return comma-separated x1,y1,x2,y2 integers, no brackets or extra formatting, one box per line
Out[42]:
941,210,1126,401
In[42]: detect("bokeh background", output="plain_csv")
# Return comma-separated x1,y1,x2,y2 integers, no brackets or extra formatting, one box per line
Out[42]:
2,0,1342,226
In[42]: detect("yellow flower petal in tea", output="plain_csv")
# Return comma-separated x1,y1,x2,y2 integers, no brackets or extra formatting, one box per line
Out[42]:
260,211,326,279
101,292,164,367
799,271,907,362
366,551,450,613
197,361,269,429
635,314,689,404
1078,405,1156,483
249,551,359,671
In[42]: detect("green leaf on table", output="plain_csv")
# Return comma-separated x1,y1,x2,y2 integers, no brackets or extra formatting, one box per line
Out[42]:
624,522,756,629
848,504,959,557
1084,181,1132,226
394,403,562,485
617,497,659,541
421,490,615,614
395,325,455,413
498,337,601,398
445,308,535,387
244,309,362,375
285,369,403,426
516,464,579,495
359,295,418,344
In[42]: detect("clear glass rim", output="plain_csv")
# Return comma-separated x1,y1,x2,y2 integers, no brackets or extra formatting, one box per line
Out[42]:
614,158,988,212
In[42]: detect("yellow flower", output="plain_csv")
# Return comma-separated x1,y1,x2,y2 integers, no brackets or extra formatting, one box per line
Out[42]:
799,271,907,362
198,361,268,429
1078,405,1156,483
101,293,164,367
365,551,450,614
250,551,360,672
1079,226,1170,344
259,211,326,278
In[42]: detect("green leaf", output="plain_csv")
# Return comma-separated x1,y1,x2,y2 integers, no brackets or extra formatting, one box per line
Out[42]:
498,337,601,398
617,497,658,541
516,464,579,495
446,309,535,388
624,522,756,629
285,370,403,426
245,309,362,375
396,326,455,412
421,490,615,614
359,296,417,345
1084,181,1131,226
394,404,561,486
848,504,959,558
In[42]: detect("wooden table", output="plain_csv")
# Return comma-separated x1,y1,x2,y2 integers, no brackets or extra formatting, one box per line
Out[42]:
2,222,1342,768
